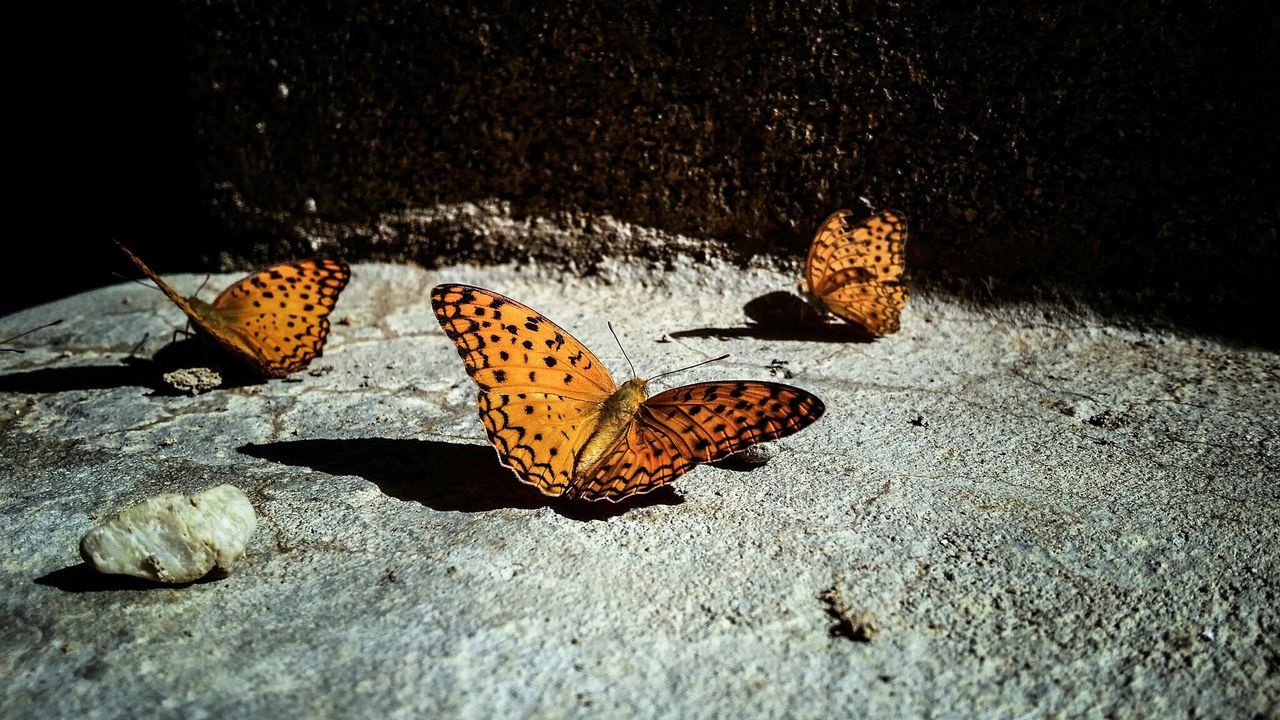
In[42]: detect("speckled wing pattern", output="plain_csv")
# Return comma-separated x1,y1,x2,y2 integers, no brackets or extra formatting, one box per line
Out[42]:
431,284,617,496
115,241,350,377
573,381,825,501
805,210,908,336
210,259,351,377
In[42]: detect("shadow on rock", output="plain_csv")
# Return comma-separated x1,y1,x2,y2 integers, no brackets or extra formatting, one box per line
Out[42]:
34,563,218,593
237,438,683,520
710,455,767,472
0,338,265,395
0,361,155,393
667,290,874,343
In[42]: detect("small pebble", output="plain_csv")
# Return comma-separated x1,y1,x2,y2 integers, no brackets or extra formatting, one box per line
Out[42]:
163,367,223,395
79,484,256,584
733,443,776,465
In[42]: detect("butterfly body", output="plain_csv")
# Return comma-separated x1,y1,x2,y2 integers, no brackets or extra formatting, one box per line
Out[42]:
576,377,648,474
115,242,350,378
432,284,824,502
804,209,908,336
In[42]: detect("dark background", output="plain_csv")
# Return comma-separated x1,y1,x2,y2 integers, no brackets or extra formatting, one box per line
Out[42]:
12,1,1279,346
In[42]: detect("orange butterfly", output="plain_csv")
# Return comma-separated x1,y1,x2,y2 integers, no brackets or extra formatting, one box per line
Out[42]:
432,284,825,502
803,209,908,336
116,242,350,378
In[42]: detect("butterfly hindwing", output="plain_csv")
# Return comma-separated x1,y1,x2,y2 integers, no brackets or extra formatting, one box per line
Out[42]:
805,209,908,336
819,282,906,336
572,381,825,501
431,284,617,496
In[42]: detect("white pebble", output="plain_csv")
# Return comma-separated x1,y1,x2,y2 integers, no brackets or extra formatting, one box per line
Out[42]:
79,484,256,584
733,442,776,465
163,367,223,395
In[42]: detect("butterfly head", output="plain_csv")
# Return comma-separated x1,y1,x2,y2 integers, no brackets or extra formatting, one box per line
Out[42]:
184,295,222,325
603,378,649,419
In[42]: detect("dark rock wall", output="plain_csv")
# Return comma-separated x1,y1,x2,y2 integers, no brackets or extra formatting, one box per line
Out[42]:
15,1,1280,343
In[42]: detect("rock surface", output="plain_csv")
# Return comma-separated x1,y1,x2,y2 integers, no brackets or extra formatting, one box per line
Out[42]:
1,253,1277,717
79,484,256,584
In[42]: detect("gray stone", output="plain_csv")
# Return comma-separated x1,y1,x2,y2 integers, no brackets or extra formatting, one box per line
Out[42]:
0,244,1276,717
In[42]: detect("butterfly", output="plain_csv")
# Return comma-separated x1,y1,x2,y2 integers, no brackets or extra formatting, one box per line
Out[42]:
115,242,350,378
803,209,908,336
432,284,825,502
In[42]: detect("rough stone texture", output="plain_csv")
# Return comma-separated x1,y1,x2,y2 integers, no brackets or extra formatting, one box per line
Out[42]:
1,250,1276,717
79,484,255,584
16,2,1278,347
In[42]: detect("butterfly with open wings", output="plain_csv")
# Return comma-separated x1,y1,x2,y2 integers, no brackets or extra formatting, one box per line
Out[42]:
116,242,350,378
432,284,825,502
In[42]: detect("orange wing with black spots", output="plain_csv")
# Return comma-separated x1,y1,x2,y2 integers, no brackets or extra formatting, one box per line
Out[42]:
115,241,350,377
804,210,908,336
431,284,617,496
572,381,825,500
209,259,351,376
432,284,826,502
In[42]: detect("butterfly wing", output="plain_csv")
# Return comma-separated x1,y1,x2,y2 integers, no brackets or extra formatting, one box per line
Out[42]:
431,284,618,496
572,381,825,501
115,241,212,330
804,210,908,336
211,259,351,377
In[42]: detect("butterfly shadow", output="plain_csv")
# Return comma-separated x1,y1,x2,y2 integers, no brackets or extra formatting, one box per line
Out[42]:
667,291,876,344
0,359,157,394
237,438,683,521
0,338,265,395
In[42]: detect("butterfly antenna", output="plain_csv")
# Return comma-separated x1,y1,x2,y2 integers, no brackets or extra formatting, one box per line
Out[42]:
0,319,64,353
111,271,163,293
195,274,212,296
607,321,637,378
646,353,731,383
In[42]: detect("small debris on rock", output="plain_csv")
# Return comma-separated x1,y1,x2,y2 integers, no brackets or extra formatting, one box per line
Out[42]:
1086,409,1125,429
819,585,878,642
766,359,794,379
308,365,334,377
910,414,928,427
733,442,776,465
160,436,176,446
79,484,256,584
163,367,223,395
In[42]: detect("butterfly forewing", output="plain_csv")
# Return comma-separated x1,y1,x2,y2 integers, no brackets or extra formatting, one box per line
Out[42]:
431,284,617,496
212,259,351,377
573,381,825,501
805,210,908,336
114,241,210,330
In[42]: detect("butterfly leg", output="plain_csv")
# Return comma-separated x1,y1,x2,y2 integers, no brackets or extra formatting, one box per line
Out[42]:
127,331,151,357
170,321,195,345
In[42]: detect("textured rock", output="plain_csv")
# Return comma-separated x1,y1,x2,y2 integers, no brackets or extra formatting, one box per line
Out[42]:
79,484,255,584
1,247,1276,717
